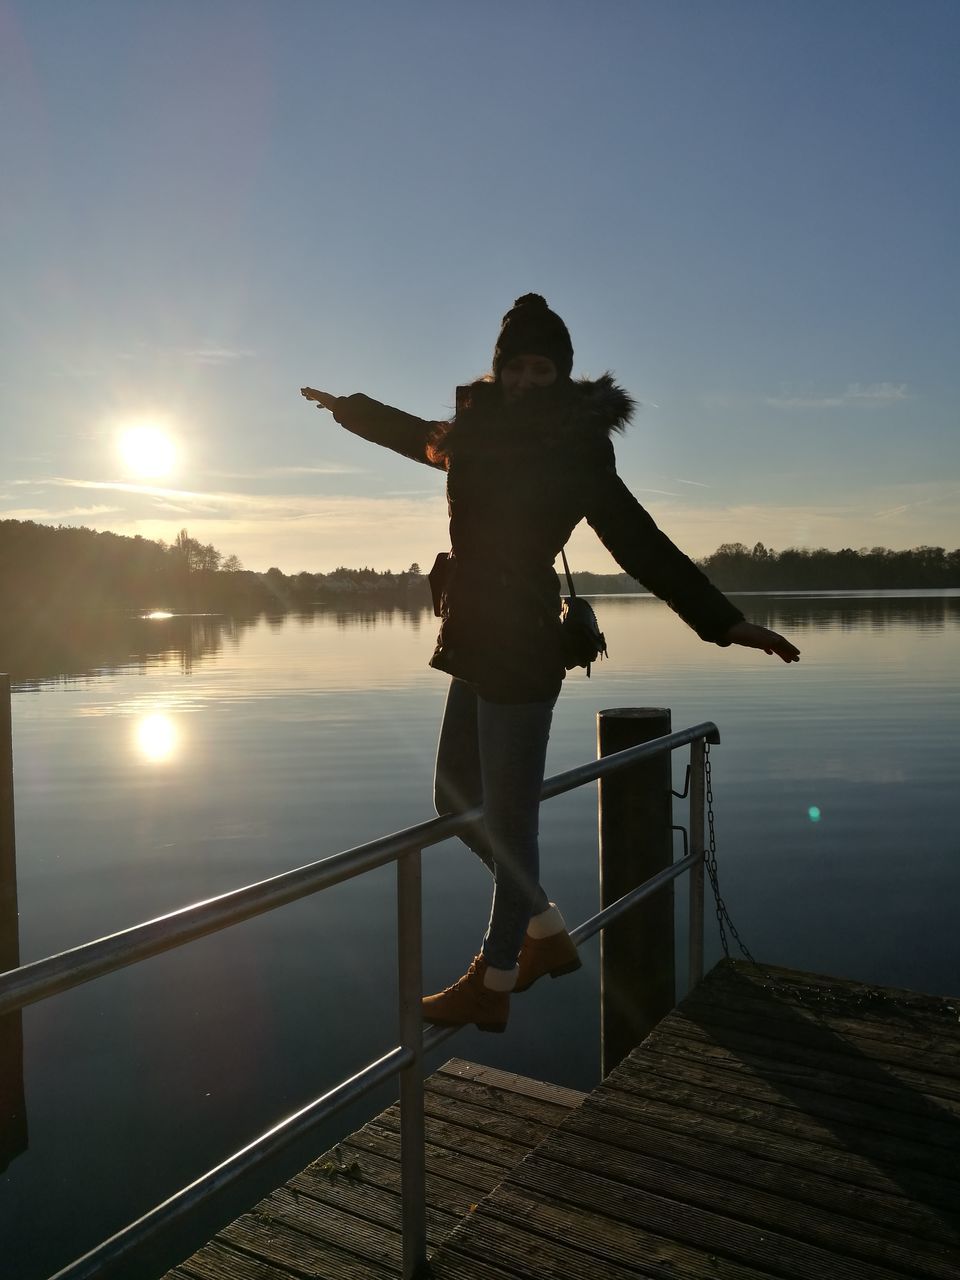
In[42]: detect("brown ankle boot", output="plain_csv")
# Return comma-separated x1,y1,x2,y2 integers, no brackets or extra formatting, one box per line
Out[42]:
421,954,509,1033
514,929,582,993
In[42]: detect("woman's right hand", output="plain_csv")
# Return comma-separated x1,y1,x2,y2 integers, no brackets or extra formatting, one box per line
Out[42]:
301,387,339,412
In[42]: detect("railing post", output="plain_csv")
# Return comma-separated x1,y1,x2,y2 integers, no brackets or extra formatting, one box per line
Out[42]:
396,848,427,1280
598,708,675,1077
1,674,28,1173
688,738,706,991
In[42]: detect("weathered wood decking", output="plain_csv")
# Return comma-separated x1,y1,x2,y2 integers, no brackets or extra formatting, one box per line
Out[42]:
166,1059,585,1280
168,959,960,1278
431,960,960,1279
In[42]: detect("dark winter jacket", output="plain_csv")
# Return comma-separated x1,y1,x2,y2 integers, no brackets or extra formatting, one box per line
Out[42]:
331,374,744,702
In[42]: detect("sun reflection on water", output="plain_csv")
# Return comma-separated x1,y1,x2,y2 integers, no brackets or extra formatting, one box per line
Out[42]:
135,713,178,763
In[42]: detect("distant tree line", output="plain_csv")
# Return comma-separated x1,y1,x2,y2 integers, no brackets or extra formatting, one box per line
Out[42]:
0,520,429,615
1,521,957,621
0,520,260,614
699,542,960,591
571,542,960,594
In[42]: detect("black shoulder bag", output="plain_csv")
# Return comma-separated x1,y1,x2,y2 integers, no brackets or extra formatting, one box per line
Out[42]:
559,548,607,677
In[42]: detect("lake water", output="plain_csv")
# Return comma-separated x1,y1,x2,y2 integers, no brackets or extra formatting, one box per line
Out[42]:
2,591,959,1278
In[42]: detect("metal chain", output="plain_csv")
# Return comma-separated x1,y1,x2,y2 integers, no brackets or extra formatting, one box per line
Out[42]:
701,744,958,1018
703,742,757,965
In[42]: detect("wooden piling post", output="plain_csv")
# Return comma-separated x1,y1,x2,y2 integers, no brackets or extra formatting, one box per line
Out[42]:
598,707,674,1077
0,676,16,965
1,674,28,1171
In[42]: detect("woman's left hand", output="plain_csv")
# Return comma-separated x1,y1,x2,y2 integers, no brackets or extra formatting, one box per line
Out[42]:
724,621,800,663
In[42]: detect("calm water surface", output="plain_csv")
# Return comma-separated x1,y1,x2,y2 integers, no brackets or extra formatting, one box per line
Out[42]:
2,591,958,1277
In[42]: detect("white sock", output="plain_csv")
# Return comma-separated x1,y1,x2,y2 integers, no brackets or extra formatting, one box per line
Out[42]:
526,903,566,940
483,963,518,992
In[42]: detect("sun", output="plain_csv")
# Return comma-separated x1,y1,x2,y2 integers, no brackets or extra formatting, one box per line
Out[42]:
118,424,177,478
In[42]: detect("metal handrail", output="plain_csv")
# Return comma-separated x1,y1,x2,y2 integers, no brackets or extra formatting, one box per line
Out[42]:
2,718,719,1280
0,721,718,1018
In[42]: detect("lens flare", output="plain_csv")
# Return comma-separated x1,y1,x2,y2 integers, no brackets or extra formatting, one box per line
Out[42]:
808,805,821,823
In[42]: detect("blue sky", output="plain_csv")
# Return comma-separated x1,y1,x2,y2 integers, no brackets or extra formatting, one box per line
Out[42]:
2,0,957,573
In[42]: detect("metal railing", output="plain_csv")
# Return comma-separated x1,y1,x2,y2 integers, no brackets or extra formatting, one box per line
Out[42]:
0,717,720,1280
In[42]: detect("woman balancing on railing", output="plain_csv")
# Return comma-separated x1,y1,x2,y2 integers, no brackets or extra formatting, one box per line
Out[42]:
302,294,799,1033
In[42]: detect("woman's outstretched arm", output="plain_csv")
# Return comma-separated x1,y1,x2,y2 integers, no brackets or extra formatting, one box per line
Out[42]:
301,386,445,469
584,444,799,662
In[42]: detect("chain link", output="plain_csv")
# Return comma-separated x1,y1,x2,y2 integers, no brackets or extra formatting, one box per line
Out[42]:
703,742,757,965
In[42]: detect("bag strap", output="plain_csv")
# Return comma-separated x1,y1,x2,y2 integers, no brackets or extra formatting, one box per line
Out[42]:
560,547,577,599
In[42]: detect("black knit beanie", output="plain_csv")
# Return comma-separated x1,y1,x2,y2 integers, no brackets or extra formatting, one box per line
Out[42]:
492,293,574,380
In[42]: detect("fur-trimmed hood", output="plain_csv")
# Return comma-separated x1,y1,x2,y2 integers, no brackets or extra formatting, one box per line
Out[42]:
559,372,636,434
428,372,635,465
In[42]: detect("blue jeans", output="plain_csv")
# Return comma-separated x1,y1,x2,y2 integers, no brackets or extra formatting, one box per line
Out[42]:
434,678,556,969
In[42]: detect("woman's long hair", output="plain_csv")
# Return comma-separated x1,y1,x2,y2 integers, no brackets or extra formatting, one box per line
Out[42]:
426,374,496,467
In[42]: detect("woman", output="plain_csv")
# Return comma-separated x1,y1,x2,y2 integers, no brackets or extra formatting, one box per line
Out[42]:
302,294,799,1033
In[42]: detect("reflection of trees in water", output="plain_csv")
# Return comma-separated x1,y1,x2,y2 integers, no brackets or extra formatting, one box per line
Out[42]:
0,612,262,689
2,596,950,689
725,593,960,632
0,602,438,689
328,602,432,630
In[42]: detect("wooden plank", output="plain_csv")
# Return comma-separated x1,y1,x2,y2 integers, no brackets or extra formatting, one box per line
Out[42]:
461,1181,790,1280
418,1085,566,1148
675,972,960,1054
341,1121,505,1193
719,960,960,1020
670,997,960,1085
437,1056,587,1109
588,1073,960,1215
687,972,960,1056
602,1055,960,1180
291,1142,488,1217
268,1173,461,1248
435,1202,663,1280
216,1213,395,1279
425,1068,581,1128
369,1104,541,1169
647,1023,960,1113
427,1244,542,1280
175,1239,303,1279
510,1153,910,1280
532,1125,960,1278
562,1099,960,1247
626,1040,960,1147
693,962,960,1052
166,1058,581,1280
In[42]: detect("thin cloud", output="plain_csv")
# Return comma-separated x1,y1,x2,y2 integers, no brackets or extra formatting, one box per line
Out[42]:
873,495,940,520
766,382,908,409
117,343,255,365
674,478,710,488
25,475,447,524
209,463,363,479
182,346,256,365
148,502,199,516
2,503,121,521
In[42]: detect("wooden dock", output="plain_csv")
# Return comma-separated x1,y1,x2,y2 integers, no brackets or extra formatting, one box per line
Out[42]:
165,1058,585,1280
167,959,960,1279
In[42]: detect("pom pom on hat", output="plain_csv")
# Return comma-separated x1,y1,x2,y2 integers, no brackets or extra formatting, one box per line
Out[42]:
492,293,574,380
